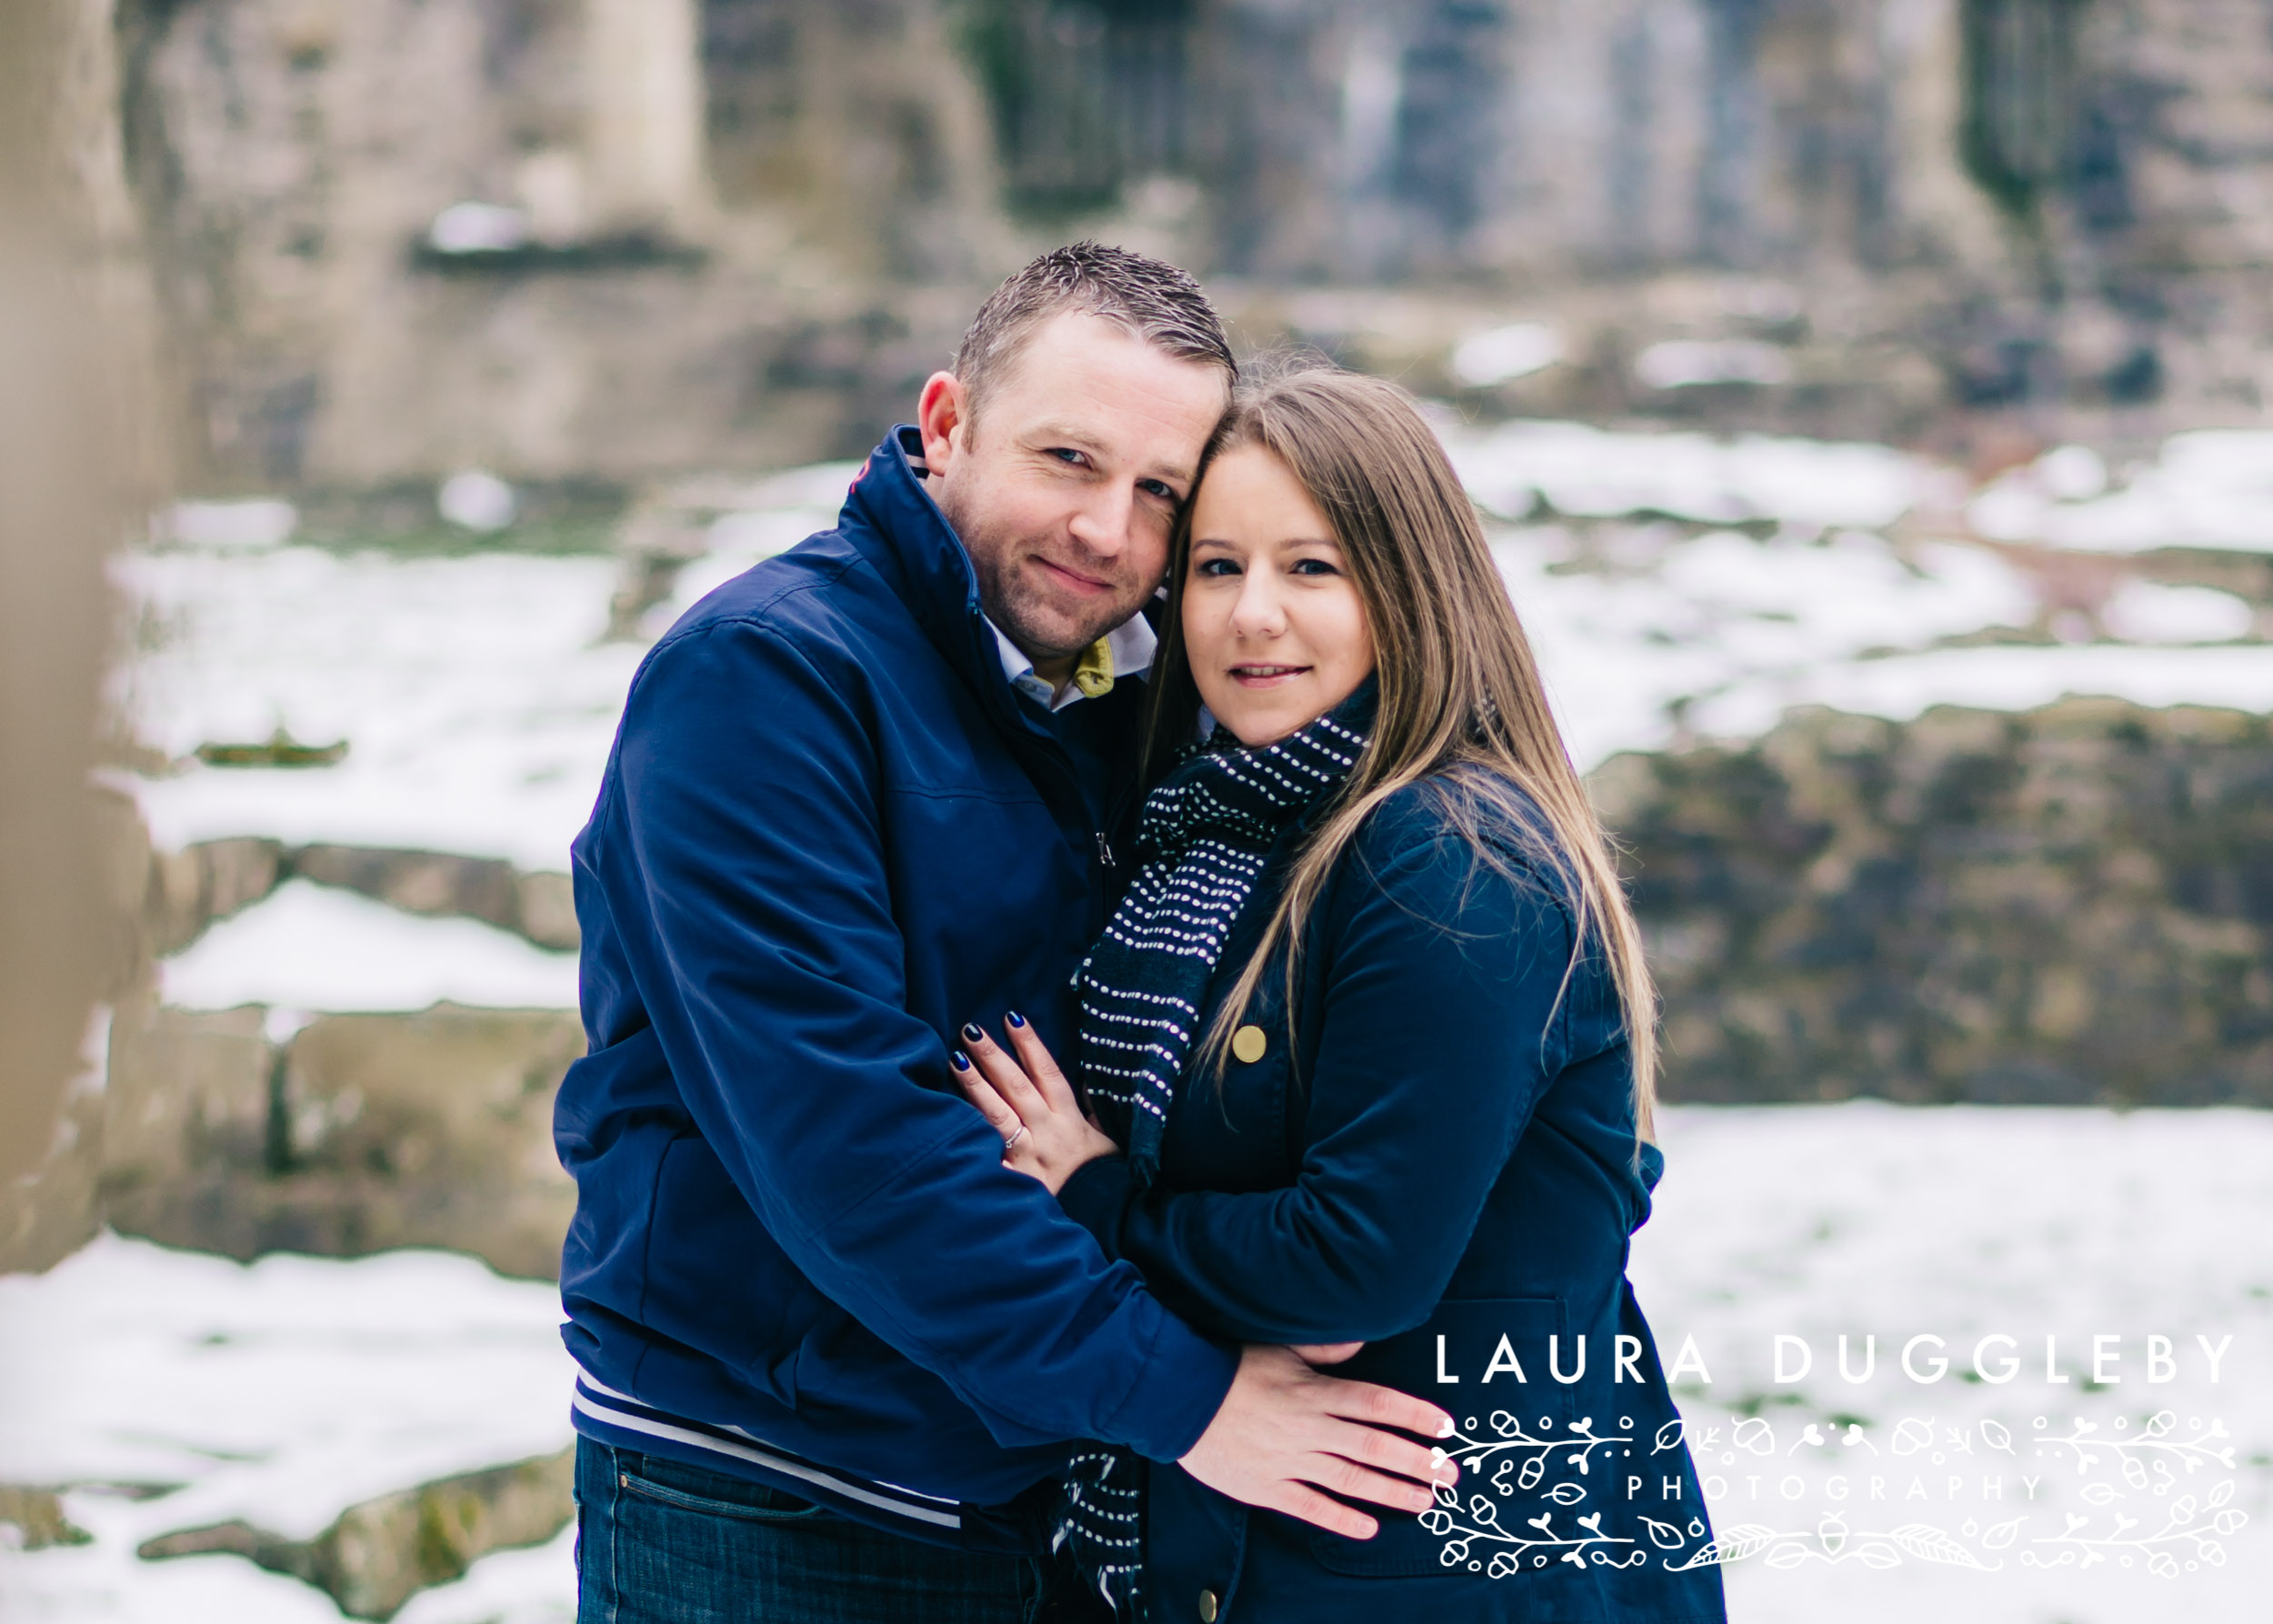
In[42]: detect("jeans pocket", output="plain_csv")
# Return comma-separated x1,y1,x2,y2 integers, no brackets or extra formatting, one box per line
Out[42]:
614,1459,827,1524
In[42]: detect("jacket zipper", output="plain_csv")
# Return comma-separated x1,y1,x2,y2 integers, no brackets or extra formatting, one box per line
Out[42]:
968,610,1103,869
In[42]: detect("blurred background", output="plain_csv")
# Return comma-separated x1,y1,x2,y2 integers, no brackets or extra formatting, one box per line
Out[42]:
3,1,2270,1620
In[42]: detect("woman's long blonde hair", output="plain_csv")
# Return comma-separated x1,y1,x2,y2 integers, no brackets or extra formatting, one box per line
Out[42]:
1142,363,1659,1139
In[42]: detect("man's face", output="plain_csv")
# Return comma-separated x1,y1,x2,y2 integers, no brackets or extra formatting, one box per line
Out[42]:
921,312,1228,664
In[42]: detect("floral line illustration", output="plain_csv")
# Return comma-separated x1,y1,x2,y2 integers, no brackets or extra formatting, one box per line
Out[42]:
1424,1484,1656,1575
1679,1411,2239,1487
1667,1512,2013,1571
1430,1410,1647,1502
2019,1481,2248,1576
2029,1411,2236,1478
1661,1482,2249,1579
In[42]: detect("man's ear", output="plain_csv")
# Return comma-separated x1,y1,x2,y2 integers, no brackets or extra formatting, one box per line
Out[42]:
916,372,970,476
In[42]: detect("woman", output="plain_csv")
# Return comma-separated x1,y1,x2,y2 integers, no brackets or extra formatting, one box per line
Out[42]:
954,365,1726,1623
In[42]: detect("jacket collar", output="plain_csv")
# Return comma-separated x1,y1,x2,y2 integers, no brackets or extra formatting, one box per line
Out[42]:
986,612,1158,707
841,426,998,687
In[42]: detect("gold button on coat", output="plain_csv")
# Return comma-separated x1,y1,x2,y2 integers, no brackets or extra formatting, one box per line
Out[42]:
1230,1025,1267,1064
1197,1589,1219,1622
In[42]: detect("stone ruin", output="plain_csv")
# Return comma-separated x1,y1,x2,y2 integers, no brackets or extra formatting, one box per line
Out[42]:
102,0,2273,502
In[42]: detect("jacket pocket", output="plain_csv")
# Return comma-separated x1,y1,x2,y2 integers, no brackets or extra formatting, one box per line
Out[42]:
1308,1297,1603,1579
637,1136,806,1408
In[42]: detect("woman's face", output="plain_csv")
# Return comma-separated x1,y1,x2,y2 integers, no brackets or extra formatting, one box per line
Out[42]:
1181,445,1375,747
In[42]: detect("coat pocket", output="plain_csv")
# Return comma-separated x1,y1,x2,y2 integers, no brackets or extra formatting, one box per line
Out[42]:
1307,1296,1600,1579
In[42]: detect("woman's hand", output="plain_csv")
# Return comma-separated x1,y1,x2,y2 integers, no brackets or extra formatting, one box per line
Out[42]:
954,1015,1120,1194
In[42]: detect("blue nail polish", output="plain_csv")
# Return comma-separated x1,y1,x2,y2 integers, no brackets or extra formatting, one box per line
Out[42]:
1006,1010,1026,1029
950,1051,971,1072
961,1022,984,1043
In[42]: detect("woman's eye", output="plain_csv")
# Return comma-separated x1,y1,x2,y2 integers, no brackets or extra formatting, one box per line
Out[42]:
1290,557,1341,576
1194,557,1240,578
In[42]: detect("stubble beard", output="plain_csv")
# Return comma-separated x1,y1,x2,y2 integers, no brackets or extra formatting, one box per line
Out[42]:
941,487,1136,664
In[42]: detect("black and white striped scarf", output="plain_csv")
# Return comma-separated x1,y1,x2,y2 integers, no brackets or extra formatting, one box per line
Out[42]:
1058,684,1374,1617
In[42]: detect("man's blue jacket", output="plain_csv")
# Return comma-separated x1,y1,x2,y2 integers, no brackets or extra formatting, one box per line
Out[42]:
555,427,1237,1522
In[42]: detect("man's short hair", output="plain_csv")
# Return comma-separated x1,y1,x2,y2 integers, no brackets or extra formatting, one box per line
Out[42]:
951,241,1235,426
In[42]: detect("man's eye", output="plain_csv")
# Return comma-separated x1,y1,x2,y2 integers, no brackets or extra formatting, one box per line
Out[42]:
1138,479,1177,501
1048,447,1087,466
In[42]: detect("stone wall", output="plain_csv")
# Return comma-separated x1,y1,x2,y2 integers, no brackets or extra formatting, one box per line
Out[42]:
1178,0,2273,446
108,0,2273,498
1597,697,2273,1107
0,815,583,1278
115,0,1007,492
101,999,583,1279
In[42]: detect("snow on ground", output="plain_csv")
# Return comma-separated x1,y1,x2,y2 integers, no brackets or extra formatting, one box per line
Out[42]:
1687,643,2273,747
109,428,2269,905
113,426,2273,866
1492,526,2049,766
1968,432,2273,555
391,1527,576,1624
90,426,2267,1044
1441,418,1935,530
1434,416,2273,558
115,547,643,873
1630,1105,2273,1624
159,879,578,1012
0,1236,576,1623
649,458,865,629
4,1108,2264,1621
2100,578,2258,644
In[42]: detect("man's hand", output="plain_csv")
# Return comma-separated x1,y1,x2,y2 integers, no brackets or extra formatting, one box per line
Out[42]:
1178,1344,1458,1539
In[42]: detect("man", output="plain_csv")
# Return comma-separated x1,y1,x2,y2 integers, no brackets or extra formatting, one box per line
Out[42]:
556,245,1450,1621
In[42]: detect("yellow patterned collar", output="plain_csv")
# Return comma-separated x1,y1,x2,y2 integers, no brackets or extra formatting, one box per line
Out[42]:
1071,637,1117,698
986,614,1158,712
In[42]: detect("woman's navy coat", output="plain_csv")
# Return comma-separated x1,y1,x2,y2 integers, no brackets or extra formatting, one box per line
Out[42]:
1058,781,1729,1621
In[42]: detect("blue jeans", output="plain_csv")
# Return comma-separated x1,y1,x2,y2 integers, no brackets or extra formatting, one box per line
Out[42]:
575,1438,1103,1624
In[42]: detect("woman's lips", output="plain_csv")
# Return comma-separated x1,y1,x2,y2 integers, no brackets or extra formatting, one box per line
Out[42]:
1228,664,1310,687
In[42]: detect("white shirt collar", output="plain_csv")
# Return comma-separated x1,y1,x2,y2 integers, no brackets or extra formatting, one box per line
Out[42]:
986,614,1158,712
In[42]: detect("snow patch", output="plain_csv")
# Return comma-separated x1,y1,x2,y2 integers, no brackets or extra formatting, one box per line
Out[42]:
2100,579,2257,644
1446,421,1927,530
1491,527,2042,767
155,501,298,551
159,879,578,1012
0,1234,571,1539
436,470,516,533
1687,643,2273,743
1972,428,2273,555
1451,323,1563,386
1634,337,1793,389
114,547,638,871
